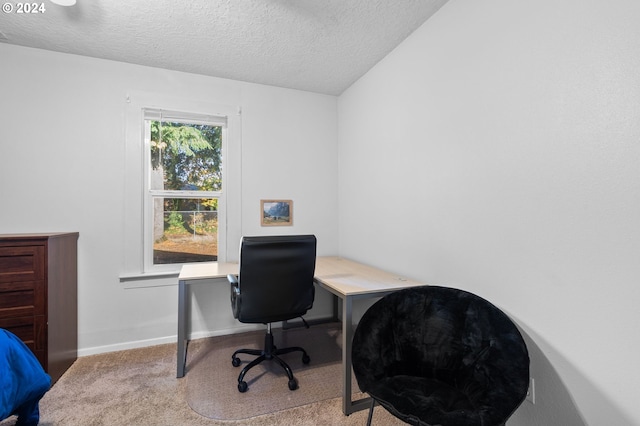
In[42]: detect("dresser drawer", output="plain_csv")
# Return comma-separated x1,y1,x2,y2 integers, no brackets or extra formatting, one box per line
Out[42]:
0,280,45,318
0,315,46,368
0,315,46,351
0,245,45,283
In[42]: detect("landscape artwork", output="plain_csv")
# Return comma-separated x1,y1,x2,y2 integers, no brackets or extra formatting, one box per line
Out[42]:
261,200,293,226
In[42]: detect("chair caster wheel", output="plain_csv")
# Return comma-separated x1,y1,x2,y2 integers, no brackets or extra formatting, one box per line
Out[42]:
302,354,310,364
288,378,298,391
238,381,248,392
232,357,241,367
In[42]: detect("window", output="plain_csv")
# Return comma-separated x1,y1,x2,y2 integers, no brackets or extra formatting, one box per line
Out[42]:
122,92,242,278
143,109,226,269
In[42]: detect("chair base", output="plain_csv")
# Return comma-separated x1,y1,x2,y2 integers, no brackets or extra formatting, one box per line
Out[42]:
231,324,310,393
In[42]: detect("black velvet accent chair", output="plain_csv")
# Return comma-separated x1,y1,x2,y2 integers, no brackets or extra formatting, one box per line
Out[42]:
228,235,316,393
352,286,529,426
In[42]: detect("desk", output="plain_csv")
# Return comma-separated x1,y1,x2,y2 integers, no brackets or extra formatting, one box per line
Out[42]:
176,262,239,379
176,256,425,415
313,257,425,415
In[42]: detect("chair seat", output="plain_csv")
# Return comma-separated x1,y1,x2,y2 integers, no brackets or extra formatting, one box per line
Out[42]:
369,375,483,426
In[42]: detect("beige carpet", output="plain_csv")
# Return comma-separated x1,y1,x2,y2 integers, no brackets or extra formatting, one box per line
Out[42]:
186,322,359,420
0,331,405,426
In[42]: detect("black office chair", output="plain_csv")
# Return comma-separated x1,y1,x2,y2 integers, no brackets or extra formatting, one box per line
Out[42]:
228,234,317,393
352,286,530,426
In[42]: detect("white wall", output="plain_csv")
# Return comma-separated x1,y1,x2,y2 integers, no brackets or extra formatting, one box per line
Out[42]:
3,1,639,422
0,43,338,353
338,0,640,425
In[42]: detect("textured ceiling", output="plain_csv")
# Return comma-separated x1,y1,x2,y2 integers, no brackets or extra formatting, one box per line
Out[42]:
0,0,448,95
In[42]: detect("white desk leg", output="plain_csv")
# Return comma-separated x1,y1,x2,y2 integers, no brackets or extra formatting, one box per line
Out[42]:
177,279,187,378
342,294,374,416
342,295,353,414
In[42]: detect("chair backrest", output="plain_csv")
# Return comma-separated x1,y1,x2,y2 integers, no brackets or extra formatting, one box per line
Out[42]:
234,235,317,324
352,286,530,426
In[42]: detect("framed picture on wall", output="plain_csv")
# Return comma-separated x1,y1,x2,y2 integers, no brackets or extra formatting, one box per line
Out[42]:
261,199,293,226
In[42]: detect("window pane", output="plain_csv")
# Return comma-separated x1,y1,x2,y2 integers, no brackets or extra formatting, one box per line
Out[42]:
149,120,222,191
153,198,218,265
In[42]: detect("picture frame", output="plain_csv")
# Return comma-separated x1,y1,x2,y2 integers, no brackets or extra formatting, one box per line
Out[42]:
260,199,293,226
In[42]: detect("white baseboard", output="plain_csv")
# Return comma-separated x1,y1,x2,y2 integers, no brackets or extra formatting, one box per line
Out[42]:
77,315,333,358
77,324,264,357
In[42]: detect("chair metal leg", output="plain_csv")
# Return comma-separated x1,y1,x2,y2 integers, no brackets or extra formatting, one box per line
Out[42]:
366,398,375,426
272,354,295,380
238,354,266,383
232,348,263,357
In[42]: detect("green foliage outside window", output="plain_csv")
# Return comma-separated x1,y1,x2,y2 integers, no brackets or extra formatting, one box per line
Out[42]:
150,120,222,214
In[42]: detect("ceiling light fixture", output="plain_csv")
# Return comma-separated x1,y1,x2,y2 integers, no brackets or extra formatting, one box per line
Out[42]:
49,0,76,6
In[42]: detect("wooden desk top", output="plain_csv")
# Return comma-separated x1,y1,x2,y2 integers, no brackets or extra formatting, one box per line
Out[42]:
178,256,425,296
314,256,424,296
178,261,238,281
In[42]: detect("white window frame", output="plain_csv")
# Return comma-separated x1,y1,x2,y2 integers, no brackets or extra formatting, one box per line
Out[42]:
122,92,242,279
142,108,228,273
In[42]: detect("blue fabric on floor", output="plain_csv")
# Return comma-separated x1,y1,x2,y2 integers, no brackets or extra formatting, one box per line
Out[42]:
0,329,51,426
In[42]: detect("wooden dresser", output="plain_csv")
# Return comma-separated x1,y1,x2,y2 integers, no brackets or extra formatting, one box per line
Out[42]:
0,232,78,383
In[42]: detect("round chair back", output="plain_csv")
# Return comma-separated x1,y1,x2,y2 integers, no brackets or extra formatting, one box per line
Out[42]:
352,286,529,426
